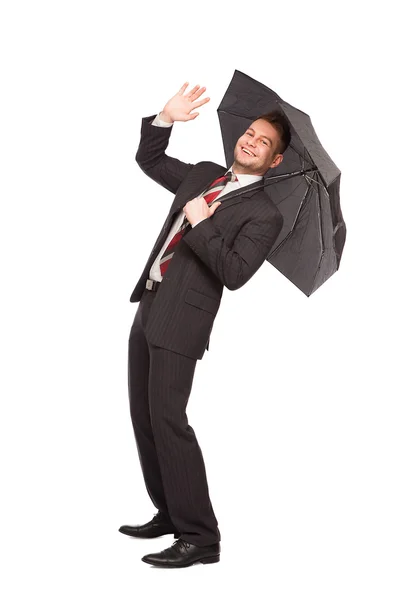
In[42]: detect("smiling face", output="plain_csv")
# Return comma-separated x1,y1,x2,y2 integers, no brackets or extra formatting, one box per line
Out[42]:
232,118,284,176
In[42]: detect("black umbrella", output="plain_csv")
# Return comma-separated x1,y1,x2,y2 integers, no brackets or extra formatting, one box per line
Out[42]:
217,69,346,297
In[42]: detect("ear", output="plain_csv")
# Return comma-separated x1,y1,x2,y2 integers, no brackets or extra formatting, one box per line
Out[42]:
271,154,283,169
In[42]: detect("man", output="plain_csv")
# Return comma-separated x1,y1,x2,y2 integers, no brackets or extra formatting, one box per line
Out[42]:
119,82,291,568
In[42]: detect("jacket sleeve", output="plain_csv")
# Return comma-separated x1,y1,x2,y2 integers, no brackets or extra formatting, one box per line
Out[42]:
135,114,195,195
182,210,284,290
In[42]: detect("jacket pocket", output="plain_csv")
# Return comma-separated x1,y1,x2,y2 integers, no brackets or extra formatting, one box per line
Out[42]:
184,288,220,315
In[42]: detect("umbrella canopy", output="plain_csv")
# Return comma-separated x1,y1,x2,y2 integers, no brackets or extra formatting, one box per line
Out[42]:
217,69,346,297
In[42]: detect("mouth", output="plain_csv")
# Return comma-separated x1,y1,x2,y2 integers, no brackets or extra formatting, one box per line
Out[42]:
241,147,256,157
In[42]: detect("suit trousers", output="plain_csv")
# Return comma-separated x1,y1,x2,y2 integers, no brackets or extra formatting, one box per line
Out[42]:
127,287,221,547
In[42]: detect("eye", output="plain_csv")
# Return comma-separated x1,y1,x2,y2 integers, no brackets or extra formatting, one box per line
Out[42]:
262,141,268,146
246,132,253,136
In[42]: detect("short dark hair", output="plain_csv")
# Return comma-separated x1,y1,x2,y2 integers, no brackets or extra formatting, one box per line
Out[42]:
255,110,291,156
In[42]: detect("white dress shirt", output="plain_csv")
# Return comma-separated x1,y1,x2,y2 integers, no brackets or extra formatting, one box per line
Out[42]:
148,113,263,282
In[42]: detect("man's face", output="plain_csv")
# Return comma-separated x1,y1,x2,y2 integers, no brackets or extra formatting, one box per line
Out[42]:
232,118,284,176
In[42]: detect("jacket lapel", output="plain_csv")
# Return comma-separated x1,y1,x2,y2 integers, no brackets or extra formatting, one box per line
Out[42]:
170,164,265,217
153,167,267,256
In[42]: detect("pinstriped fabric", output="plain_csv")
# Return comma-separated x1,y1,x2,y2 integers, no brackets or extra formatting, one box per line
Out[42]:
130,115,284,360
159,171,238,277
126,114,285,550
128,288,221,547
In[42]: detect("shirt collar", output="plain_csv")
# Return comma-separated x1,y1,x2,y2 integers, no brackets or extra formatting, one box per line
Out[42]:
225,164,264,186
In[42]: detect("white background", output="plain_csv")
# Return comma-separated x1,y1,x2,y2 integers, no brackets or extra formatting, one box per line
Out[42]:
1,1,399,598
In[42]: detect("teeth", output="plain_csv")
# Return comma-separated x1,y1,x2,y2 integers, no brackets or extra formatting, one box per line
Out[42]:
242,147,255,156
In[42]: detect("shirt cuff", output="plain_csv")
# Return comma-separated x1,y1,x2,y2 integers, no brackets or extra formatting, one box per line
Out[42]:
191,218,207,228
152,113,174,127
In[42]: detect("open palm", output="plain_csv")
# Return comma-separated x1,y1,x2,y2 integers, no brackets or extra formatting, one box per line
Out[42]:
161,82,210,122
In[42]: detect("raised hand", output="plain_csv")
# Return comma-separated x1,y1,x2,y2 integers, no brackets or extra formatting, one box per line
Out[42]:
160,82,210,123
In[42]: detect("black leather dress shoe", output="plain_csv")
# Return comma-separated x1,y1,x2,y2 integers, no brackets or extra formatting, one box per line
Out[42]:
119,511,180,539
141,538,220,568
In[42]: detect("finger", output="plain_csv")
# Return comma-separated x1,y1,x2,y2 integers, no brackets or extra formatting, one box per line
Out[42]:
190,86,206,101
191,97,210,109
187,113,199,120
186,84,200,98
178,82,189,95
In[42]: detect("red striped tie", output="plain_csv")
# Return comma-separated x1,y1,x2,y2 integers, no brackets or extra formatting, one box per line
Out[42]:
159,171,238,277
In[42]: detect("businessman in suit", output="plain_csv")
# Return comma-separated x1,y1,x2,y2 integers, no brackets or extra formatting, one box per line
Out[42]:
119,82,291,568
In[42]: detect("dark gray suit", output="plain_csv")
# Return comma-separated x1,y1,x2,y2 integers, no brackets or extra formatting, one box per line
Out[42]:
127,114,284,547
130,114,284,360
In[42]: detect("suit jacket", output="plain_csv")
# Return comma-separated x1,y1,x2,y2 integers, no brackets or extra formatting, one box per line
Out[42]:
129,114,284,360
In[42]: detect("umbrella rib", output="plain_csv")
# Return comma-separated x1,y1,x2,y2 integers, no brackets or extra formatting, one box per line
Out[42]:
215,169,317,205
301,173,325,254
291,179,312,231
304,173,329,197
308,182,328,295
265,168,317,183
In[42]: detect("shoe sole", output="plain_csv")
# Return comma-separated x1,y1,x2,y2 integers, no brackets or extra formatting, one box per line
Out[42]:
141,554,220,567
119,529,180,539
